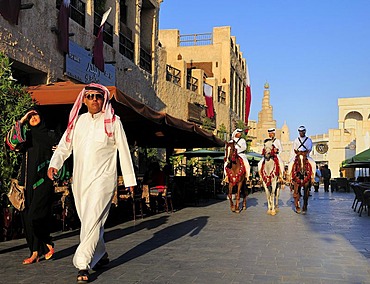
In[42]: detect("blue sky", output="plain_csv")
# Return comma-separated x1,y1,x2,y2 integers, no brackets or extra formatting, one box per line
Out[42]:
159,0,370,139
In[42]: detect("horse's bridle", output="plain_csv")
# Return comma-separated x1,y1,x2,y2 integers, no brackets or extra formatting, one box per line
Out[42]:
226,142,237,164
292,151,311,185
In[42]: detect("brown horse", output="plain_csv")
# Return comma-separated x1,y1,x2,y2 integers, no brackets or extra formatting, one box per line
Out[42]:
224,141,247,213
291,150,312,214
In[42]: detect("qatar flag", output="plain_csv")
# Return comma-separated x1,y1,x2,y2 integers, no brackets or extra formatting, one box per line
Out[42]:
203,83,214,118
0,0,21,25
93,7,112,72
244,64,252,128
57,0,70,54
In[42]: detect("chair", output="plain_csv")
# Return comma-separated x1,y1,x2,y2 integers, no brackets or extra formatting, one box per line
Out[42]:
350,183,360,210
117,177,144,221
149,185,173,213
363,190,370,217
354,183,370,217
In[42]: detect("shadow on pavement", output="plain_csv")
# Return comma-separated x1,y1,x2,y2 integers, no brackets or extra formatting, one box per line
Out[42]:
89,216,209,282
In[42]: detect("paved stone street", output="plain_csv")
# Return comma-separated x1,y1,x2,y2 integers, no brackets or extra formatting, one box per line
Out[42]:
1,185,370,284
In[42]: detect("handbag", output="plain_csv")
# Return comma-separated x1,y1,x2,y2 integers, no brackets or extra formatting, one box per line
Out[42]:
7,152,27,211
7,179,25,211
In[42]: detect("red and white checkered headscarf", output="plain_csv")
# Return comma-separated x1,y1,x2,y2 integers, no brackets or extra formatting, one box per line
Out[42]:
65,83,115,143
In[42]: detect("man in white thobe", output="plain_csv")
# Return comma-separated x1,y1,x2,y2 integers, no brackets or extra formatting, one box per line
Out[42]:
287,125,316,183
48,83,136,283
257,128,284,182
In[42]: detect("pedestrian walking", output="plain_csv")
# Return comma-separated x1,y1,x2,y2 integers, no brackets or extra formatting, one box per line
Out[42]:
314,165,321,192
6,108,56,264
321,164,331,192
47,83,136,283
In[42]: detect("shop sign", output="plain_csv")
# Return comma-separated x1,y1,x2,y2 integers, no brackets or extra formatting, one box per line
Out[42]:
66,41,115,86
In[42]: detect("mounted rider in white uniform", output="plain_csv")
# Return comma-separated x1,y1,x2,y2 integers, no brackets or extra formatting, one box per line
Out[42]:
287,125,316,183
258,128,284,182
223,129,251,183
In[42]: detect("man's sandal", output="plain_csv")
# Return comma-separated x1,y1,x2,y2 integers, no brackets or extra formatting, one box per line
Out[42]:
77,270,89,284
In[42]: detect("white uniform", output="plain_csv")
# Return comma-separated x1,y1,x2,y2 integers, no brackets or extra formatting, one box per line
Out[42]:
49,112,136,270
233,137,251,178
224,130,251,180
258,137,284,178
288,135,316,180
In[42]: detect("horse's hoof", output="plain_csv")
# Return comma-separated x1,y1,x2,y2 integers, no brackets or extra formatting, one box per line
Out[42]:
267,209,271,215
271,210,276,216
243,206,247,210
295,207,301,214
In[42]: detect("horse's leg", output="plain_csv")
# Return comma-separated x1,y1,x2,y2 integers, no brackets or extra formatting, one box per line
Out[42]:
270,180,277,216
235,182,242,213
293,184,301,213
302,184,309,213
242,180,247,210
275,182,280,212
228,183,235,212
264,183,272,214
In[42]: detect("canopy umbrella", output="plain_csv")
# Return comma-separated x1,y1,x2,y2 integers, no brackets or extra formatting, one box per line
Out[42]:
341,148,370,168
212,152,262,166
173,149,224,158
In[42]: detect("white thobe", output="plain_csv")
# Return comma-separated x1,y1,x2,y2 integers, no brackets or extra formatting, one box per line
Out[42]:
49,112,136,270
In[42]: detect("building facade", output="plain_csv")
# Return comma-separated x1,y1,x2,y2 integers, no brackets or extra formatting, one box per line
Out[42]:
158,26,250,139
0,0,162,108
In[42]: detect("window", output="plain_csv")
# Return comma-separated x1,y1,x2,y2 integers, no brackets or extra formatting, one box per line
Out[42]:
94,12,113,47
56,0,85,27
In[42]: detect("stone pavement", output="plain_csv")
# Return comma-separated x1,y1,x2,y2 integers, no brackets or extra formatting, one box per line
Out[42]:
1,185,370,284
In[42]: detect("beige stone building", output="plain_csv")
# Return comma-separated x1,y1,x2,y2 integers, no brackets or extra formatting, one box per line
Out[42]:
249,83,370,179
158,26,249,139
0,0,162,108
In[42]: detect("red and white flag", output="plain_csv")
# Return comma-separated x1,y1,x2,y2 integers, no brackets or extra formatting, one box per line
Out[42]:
0,0,21,25
93,7,112,72
57,0,70,54
244,64,252,129
203,83,215,118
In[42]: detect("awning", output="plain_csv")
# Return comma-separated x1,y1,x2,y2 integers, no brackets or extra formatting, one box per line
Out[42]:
213,151,262,166
26,81,224,149
341,148,370,168
173,149,225,158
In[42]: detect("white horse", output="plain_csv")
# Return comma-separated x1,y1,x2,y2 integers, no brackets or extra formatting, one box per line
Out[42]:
259,139,280,215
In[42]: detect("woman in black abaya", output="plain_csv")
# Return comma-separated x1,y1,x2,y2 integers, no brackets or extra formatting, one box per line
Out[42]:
6,108,57,264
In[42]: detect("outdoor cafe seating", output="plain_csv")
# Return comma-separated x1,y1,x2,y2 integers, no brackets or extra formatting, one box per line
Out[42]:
330,177,350,192
350,182,370,217
114,176,144,221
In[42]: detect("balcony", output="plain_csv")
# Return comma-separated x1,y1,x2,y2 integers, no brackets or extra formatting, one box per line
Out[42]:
179,33,212,47
119,33,134,61
186,74,198,92
166,65,181,86
140,47,151,73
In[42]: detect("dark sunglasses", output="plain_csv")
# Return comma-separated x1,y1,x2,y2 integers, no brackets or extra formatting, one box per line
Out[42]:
85,93,104,100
